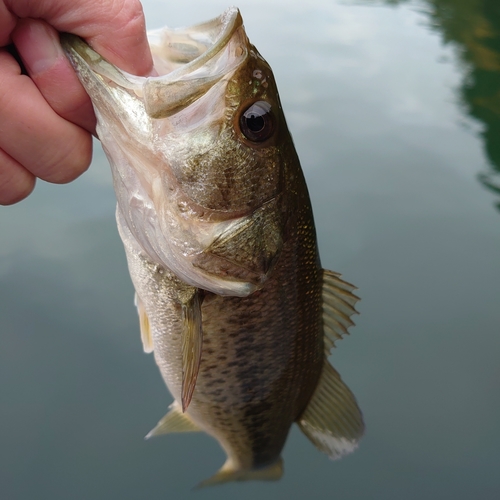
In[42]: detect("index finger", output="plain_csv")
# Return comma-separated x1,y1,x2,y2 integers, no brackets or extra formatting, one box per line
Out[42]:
4,0,153,75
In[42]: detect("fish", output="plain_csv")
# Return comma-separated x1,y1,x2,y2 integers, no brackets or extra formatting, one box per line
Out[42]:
61,7,364,486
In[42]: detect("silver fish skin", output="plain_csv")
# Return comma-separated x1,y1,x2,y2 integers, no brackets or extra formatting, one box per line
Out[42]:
62,7,364,486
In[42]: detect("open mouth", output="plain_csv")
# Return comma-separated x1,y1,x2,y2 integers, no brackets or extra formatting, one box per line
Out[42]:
61,8,247,119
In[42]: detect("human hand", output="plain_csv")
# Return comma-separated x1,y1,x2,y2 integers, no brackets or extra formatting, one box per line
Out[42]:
0,0,153,204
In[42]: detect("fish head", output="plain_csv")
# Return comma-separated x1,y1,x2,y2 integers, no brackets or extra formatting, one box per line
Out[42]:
62,8,298,296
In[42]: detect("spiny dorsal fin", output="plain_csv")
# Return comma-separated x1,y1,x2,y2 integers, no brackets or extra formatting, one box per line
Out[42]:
135,293,153,353
297,358,364,459
196,458,283,488
180,288,204,412
145,402,201,439
322,269,359,354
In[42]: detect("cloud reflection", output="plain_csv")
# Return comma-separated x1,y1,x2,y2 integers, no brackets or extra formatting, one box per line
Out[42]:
367,0,500,211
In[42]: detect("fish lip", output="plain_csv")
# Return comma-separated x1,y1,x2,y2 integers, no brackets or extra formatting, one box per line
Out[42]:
146,7,243,80
61,7,245,118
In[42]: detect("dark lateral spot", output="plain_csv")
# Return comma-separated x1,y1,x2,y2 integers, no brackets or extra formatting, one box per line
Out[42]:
238,335,254,345
241,392,255,403
235,347,248,358
204,364,218,371
245,402,272,421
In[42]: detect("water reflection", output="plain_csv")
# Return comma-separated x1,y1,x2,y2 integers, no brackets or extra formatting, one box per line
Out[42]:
2,2,500,498
375,0,500,209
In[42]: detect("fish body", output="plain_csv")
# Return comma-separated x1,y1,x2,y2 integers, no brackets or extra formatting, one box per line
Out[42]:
62,8,363,485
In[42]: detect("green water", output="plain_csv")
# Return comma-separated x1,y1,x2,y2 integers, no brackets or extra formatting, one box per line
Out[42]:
1,0,499,498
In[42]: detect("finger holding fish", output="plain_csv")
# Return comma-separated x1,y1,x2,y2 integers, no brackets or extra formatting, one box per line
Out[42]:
0,0,153,205
0,47,92,187
0,147,35,205
4,0,153,75
11,19,96,133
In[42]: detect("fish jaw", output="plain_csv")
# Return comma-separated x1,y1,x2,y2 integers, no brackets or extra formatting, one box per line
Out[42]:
61,7,290,296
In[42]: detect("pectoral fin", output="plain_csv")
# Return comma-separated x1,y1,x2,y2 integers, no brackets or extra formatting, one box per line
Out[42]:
135,294,153,353
145,402,201,439
322,270,359,354
197,458,283,488
297,359,364,459
180,288,204,412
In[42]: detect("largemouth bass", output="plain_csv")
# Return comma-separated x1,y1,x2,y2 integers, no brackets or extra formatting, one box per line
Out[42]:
62,7,364,485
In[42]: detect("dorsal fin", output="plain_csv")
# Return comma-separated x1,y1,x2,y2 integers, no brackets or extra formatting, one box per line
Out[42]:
145,402,201,439
297,359,364,459
322,270,359,354
135,293,153,353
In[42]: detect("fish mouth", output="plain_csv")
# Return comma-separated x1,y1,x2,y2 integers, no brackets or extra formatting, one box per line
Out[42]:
61,7,245,118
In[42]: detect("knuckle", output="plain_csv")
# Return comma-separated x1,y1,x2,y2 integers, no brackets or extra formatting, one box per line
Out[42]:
108,0,144,29
113,0,147,41
0,171,36,206
41,132,93,184
119,0,146,24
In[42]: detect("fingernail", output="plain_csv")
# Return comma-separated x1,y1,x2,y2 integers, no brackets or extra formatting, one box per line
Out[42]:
15,20,64,75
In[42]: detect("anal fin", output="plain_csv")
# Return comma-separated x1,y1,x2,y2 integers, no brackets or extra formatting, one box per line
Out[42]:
135,293,153,353
145,402,201,439
297,359,364,459
197,458,283,488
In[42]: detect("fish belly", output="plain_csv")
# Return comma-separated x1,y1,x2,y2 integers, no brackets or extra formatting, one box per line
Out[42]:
121,209,324,470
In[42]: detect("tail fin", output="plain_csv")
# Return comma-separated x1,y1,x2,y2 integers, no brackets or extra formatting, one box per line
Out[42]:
197,458,283,488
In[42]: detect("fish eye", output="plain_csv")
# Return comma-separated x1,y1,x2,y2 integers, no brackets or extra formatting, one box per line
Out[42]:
239,101,274,142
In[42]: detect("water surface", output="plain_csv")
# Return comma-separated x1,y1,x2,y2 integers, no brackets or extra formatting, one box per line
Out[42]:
1,0,499,498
